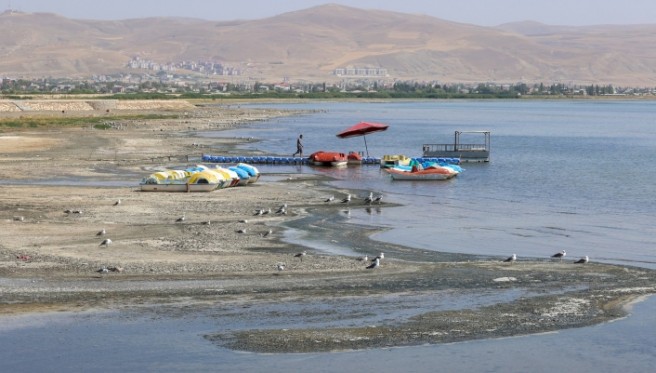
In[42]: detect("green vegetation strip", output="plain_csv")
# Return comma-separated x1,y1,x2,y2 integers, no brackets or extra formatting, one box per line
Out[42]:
0,114,179,129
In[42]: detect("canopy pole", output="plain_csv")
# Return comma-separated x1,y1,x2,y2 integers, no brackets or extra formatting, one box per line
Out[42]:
363,135,369,157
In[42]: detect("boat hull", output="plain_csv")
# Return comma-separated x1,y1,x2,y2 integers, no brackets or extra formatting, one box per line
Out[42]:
140,183,220,192
309,151,348,167
385,168,457,181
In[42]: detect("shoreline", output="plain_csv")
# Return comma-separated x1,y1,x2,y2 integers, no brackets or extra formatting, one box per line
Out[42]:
1,101,655,352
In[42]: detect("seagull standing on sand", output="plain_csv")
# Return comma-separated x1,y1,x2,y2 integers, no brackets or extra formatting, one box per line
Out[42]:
97,228,106,236
99,238,112,247
262,229,273,238
275,204,287,214
324,196,334,203
357,255,369,262
574,256,589,264
366,258,380,269
254,209,265,216
277,263,285,271
176,213,186,223
551,250,566,261
373,194,383,204
364,192,374,205
113,199,121,206
341,194,351,204
504,253,517,263
294,251,307,262
97,266,109,274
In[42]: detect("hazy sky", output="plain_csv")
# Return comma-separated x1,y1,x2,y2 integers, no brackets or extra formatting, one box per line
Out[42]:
6,0,656,26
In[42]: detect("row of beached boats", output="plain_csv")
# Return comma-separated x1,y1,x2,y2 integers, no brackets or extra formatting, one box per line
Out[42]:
140,163,260,192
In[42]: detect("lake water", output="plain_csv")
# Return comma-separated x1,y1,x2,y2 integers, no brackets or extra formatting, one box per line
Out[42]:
210,100,656,268
2,100,655,372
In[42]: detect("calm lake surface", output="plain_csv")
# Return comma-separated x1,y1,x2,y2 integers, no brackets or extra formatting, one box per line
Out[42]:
2,100,655,372
211,100,656,268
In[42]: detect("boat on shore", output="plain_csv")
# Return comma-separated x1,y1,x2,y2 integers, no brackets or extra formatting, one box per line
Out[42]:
308,151,348,167
139,163,260,192
140,170,225,192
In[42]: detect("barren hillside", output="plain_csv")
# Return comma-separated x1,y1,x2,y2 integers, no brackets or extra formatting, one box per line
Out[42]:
1,4,655,85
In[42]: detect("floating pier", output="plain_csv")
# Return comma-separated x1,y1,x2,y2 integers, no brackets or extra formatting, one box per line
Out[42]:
201,155,459,166
201,155,382,165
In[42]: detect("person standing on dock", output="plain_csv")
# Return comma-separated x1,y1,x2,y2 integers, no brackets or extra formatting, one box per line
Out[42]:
292,134,304,157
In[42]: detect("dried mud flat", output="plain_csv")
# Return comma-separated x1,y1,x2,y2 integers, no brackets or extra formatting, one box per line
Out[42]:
1,100,655,353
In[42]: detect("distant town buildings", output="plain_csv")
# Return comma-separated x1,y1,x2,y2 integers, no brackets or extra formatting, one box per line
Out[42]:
334,66,388,77
127,57,241,76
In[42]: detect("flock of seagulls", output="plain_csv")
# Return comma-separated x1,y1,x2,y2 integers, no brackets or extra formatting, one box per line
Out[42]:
69,193,592,278
323,192,384,206
503,250,589,264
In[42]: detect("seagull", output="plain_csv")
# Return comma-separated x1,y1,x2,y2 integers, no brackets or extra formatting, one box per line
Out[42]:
97,266,109,274
373,194,383,204
574,256,589,264
113,199,121,206
357,255,369,262
236,228,247,234
96,228,106,236
14,216,25,222
277,263,285,271
324,195,335,203
364,192,374,205
503,253,517,263
176,213,186,223
262,208,272,215
238,219,248,223
262,229,273,238
275,204,287,214
100,238,112,246
341,194,351,204
551,250,566,261
372,253,384,262
366,258,380,269
294,251,307,262
202,220,211,225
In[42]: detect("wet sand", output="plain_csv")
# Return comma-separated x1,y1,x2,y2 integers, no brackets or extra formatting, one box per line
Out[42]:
1,101,655,352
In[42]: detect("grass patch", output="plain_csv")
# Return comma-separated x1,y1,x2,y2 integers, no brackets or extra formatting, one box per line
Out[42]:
0,114,179,130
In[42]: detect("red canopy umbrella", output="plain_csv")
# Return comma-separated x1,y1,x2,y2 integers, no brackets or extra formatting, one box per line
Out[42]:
336,121,389,157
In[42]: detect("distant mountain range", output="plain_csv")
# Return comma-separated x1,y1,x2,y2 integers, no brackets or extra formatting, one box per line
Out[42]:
1,4,655,85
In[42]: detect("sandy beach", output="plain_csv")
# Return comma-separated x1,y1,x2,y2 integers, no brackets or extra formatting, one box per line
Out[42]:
1,100,655,353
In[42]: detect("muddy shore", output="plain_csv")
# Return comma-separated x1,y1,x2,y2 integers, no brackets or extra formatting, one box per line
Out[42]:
1,100,654,353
